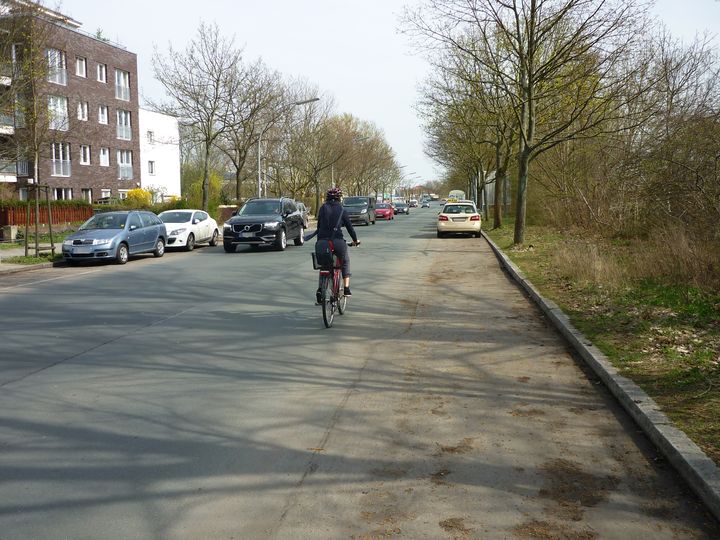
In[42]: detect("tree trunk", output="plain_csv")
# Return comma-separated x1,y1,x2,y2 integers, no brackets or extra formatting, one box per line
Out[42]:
202,144,210,211
234,167,242,202
514,148,531,245
493,168,504,229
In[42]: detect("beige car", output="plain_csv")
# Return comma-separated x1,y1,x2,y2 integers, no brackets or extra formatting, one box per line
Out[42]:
437,202,482,238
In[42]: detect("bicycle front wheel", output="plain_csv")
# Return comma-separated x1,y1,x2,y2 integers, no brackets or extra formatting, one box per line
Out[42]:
321,275,335,328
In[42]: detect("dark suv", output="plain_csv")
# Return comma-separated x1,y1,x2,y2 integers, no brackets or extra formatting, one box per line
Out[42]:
223,198,305,252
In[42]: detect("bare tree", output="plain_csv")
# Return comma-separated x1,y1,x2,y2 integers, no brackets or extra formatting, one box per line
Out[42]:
405,0,653,243
151,21,242,210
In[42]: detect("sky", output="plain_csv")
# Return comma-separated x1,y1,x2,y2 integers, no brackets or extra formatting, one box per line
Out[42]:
56,0,720,188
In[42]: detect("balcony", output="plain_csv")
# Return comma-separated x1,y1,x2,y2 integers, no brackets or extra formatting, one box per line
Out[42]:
48,68,67,86
116,124,132,140
0,113,14,135
115,84,130,101
118,164,133,180
51,160,71,177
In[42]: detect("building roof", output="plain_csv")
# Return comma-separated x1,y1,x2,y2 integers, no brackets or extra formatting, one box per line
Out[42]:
1,0,81,29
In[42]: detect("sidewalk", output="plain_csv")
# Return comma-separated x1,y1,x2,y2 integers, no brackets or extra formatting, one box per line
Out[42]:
0,245,58,275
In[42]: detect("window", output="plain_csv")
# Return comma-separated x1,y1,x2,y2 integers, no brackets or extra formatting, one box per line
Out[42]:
46,48,66,85
115,69,130,100
99,147,110,167
117,149,133,179
48,95,68,130
98,104,108,124
18,187,28,201
55,187,72,200
81,188,92,202
76,56,86,77
101,188,111,198
148,160,155,175
97,63,107,83
77,101,88,121
117,109,131,140
79,145,91,165
118,190,128,200
147,130,154,143
51,142,71,176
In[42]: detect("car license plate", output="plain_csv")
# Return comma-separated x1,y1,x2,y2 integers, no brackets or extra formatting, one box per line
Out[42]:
241,232,254,238
452,218,466,222
72,246,91,254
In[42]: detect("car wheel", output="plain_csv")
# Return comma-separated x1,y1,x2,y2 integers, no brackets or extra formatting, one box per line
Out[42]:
185,233,195,252
209,229,219,246
223,242,235,253
116,243,129,264
153,238,165,257
294,227,305,246
275,229,287,251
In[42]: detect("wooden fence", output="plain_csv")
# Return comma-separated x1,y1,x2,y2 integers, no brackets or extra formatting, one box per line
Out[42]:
0,206,94,226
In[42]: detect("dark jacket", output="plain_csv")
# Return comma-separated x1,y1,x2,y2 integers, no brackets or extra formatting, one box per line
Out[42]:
316,200,358,242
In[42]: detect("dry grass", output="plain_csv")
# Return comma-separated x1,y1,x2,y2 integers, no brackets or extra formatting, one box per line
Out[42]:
552,240,627,291
632,227,720,292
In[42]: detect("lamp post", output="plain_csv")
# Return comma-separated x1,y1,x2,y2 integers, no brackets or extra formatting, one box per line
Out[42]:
257,97,319,198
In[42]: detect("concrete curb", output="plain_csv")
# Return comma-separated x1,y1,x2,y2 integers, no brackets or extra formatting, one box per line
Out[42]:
482,231,720,522
0,261,57,275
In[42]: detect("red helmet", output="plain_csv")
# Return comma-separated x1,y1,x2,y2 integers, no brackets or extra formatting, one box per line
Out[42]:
326,187,343,201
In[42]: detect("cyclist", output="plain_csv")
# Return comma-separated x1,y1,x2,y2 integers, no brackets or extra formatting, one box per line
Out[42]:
312,187,359,303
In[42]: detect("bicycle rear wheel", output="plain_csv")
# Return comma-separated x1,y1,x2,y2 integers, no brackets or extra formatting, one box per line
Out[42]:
337,272,347,315
321,275,335,328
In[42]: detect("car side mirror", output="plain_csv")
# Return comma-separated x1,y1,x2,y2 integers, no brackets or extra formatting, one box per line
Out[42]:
231,210,237,216
129,224,138,231
193,218,199,224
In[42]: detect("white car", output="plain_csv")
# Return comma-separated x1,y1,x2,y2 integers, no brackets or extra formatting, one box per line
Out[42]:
437,202,482,238
159,209,219,251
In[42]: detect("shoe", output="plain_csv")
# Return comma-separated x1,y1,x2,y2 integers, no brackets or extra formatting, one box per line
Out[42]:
315,288,322,304
344,287,352,296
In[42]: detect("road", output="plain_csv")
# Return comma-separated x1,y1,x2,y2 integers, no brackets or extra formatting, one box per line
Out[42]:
0,206,718,539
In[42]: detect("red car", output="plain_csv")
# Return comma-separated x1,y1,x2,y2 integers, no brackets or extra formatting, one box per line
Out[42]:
375,203,394,220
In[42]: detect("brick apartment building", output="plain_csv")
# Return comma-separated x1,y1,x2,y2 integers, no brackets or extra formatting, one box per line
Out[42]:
1,1,141,203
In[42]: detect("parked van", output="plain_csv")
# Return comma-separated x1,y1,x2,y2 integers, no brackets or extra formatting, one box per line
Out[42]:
343,195,376,226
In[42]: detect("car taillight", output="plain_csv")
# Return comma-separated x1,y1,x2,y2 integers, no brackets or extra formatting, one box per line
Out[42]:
438,215,449,221
470,215,480,221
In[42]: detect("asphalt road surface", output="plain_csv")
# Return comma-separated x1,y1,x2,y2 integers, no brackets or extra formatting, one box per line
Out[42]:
0,205,718,539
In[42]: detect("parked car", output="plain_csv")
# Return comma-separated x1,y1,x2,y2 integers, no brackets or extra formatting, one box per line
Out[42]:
223,197,305,252
159,209,219,251
394,202,410,215
437,202,482,238
62,210,167,265
343,196,376,226
375,203,394,221
297,202,310,228
409,199,418,207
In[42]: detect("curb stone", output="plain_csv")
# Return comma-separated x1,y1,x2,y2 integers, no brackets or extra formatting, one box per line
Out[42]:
482,231,720,522
0,261,57,275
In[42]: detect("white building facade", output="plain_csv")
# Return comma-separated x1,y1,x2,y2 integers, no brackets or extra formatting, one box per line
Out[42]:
138,109,181,201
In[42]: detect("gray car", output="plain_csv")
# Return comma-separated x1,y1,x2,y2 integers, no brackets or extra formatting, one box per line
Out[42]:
62,210,167,265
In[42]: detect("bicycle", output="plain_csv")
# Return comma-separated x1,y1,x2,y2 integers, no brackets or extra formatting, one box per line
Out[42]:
312,240,359,328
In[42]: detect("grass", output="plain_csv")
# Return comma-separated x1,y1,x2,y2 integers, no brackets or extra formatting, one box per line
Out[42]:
485,221,720,464
0,253,62,265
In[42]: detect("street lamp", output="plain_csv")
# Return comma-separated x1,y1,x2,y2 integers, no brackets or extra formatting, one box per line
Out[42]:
257,97,320,198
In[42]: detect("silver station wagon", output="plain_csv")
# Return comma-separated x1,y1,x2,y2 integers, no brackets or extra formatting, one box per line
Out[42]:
62,210,167,265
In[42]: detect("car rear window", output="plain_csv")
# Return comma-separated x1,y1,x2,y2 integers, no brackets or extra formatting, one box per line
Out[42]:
443,205,476,214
